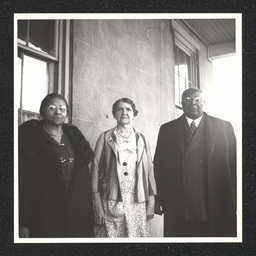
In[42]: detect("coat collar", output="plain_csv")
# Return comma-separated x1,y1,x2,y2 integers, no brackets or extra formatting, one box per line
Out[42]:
203,114,219,160
184,114,206,157
136,132,145,163
173,113,219,159
19,120,93,186
172,115,186,154
107,131,118,158
19,120,93,167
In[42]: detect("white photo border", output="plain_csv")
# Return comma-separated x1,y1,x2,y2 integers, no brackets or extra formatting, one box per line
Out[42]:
14,13,242,243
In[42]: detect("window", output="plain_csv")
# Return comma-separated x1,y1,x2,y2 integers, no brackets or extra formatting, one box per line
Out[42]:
174,46,199,106
17,19,71,125
172,20,200,117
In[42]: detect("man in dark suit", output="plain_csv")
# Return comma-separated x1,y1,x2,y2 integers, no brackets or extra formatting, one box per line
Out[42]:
154,88,236,237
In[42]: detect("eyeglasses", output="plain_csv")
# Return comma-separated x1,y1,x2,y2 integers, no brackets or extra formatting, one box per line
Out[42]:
47,104,67,113
182,96,203,105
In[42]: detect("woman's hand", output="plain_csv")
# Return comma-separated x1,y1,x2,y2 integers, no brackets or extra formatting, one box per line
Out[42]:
19,227,30,238
93,192,105,225
146,195,155,221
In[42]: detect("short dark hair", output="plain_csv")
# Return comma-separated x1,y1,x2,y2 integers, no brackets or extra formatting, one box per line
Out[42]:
112,98,139,117
182,88,203,101
39,93,69,118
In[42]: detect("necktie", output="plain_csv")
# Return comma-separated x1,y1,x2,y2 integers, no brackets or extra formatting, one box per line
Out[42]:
190,121,197,134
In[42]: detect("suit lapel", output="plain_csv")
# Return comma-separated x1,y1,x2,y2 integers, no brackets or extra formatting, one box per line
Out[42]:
173,115,185,155
184,115,206,157
180,113,219,159
204,114,219,160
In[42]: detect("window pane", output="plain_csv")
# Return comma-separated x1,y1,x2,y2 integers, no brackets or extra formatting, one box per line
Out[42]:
179,48,186,65
17,56,22,108
174,44,199,108
186,54,192,82
22,55,48,113
179,64,187,80
179,77,186,97
174,46,179,74
29,20,55,55
178,49,187,79
175,73,180,104
18,20,28,45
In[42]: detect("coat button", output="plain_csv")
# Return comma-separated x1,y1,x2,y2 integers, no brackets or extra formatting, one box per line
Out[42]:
124,172,128,176
123,162,127,166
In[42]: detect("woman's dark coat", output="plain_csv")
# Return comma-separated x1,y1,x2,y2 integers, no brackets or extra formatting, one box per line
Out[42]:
19,120,94,238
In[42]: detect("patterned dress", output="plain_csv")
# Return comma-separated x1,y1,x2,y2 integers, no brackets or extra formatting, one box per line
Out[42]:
94,128,151,237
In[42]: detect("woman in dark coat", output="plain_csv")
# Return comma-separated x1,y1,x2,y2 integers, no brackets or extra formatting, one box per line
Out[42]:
19,93,94,238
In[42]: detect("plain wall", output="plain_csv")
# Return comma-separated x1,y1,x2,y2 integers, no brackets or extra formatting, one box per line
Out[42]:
71,19,213,237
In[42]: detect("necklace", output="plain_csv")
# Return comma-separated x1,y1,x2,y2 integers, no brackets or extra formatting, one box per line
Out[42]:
44,125,63,138
116,127,133,139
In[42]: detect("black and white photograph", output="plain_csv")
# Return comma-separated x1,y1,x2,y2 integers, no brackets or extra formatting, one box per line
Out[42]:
14,13,242,243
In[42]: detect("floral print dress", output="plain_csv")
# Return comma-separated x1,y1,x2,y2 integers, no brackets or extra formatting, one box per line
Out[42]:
94,128,151,237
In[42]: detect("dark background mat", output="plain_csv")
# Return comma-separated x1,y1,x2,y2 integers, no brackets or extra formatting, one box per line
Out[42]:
1,1,255,255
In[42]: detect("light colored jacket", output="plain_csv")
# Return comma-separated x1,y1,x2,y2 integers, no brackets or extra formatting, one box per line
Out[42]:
91,127,157,203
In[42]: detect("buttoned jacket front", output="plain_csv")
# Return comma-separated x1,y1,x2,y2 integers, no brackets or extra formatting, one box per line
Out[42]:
91,128,157,203
154,113,237,236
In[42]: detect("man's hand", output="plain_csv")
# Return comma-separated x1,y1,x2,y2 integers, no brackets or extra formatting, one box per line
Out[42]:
154,201,163,215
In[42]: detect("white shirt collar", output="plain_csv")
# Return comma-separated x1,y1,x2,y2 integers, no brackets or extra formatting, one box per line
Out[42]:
185,114,203,127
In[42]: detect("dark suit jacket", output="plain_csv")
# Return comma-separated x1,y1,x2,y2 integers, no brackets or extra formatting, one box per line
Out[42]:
154,113,236,237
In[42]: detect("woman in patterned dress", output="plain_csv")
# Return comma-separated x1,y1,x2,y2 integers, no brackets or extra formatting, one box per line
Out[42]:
91,98,157,237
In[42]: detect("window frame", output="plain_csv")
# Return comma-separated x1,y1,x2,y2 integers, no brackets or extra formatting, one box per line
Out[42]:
17,19,71,125
172,20,201,116
18,20,59,61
